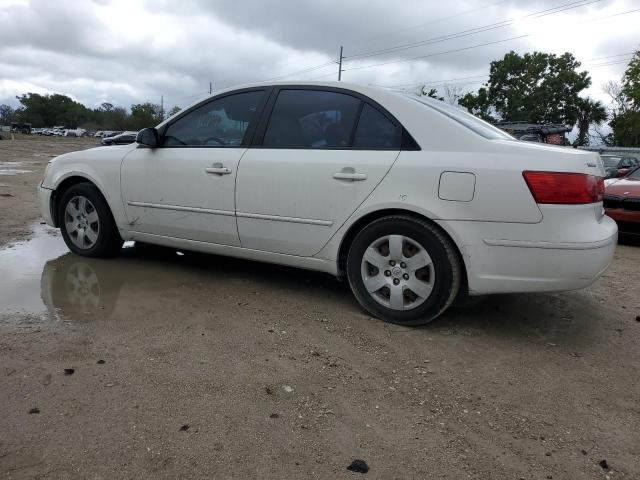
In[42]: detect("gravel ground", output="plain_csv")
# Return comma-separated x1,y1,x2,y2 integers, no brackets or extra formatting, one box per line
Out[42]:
0,135,639,479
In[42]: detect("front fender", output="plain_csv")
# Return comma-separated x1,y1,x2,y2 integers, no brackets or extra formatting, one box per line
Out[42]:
45,151,131,232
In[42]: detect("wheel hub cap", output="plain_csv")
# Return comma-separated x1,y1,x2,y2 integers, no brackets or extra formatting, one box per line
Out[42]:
64,196,100,250
360,234,435,311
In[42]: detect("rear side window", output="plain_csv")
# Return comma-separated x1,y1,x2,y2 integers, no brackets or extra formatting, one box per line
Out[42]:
353,104,400,149
408,95,513,140
263,90,360,148
163,90,265,147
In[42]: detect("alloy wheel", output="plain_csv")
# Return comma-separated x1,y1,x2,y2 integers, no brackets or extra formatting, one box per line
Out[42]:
64,195,100,250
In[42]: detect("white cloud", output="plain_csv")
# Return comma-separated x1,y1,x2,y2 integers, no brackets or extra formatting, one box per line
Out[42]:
0,0,637,111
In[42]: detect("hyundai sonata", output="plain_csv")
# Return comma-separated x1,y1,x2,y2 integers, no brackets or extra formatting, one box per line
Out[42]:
38,82,617,325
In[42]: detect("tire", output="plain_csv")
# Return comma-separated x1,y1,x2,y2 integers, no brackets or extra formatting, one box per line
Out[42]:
346,215,461,326
58,182,123,257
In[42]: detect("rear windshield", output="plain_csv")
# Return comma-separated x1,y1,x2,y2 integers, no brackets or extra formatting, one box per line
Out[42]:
407,95,514,140
601,156,621,167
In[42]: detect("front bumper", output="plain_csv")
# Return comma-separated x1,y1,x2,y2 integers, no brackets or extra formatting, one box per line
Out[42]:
38,184,55,227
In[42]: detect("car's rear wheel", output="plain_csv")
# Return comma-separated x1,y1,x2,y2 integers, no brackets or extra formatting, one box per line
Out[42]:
58,182,122,257
346,215,461,326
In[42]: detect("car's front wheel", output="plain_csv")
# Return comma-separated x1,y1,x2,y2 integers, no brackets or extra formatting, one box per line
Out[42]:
347,215,461,326
58,182,123,257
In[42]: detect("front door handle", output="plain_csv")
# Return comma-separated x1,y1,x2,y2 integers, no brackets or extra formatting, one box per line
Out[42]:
333,172,367,181
206,164,232,175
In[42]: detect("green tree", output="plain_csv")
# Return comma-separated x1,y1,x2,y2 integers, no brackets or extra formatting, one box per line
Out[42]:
606,48,640,146
168,105,182,117
127,103,163,130
421,87,444,101
15,93,91,127
459,51,591,125
93,102,128,130
574,98,607,146
0,104,15,124
459,87,493,121
621,50,640,107
608,111,640,147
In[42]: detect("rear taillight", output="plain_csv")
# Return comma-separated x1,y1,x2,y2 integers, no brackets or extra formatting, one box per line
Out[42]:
522,171,604,204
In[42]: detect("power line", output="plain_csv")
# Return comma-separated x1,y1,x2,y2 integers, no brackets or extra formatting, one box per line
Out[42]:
248,1,594,83
585,52,635,62
252,2,516,83
308,70,343,81
342,7,640,73
345,0,603,61
348,0,511,50
377,51,634,90
260,61,337,82
375,74,490,89
588,58,635,68
344,34,530,72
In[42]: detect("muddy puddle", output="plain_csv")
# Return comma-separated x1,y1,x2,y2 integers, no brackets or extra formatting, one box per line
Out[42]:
0,224,342,324
0,226,208,322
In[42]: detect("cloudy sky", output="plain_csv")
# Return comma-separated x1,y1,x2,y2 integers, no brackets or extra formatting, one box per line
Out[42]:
0,0,638,111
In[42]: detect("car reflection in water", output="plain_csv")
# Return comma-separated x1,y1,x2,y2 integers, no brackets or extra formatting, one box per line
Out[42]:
39,246,198,321
41,255,113,319
39,243,342,322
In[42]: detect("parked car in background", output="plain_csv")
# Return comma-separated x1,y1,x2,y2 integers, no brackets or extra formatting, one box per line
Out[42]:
63,128,86,137
604,166,640,236
101,131,137,145
10,122,32,134
38,81,616,326
601,155,639,179
494,122,572,145
95,130,118,139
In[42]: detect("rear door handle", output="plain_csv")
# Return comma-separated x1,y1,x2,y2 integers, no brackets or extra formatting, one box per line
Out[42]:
333,172,367,181
205,166,232,175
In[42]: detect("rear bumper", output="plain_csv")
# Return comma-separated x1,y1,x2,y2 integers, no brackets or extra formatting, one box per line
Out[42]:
38,184,55,227
439,206,618,295
466,232,616,294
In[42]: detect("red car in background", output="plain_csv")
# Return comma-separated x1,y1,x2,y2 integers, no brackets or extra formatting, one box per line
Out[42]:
604,166,640,236
601,155,640,179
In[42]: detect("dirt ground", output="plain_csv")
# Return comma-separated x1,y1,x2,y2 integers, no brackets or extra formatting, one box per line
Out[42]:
0,134,96,245
0,135,639,479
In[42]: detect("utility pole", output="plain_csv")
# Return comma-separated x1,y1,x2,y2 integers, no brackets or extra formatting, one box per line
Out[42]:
209,81,212,95
160,95,164,120
338,46,344,81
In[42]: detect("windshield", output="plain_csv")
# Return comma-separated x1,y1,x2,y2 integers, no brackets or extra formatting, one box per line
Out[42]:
627,166,640,180
407,95,514,140
601,156,621,168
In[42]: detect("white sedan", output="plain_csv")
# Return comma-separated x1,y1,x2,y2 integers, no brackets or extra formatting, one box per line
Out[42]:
38,81,617,325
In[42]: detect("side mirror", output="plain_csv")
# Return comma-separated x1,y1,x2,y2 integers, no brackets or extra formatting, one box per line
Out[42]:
136,128,159,148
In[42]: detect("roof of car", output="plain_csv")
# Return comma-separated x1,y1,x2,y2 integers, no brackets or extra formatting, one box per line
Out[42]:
158,81,405,128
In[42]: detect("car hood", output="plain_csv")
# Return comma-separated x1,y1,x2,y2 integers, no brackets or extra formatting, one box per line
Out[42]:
51,143,137,164
605,177,640,196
